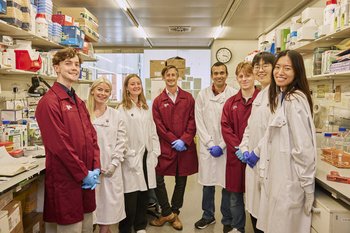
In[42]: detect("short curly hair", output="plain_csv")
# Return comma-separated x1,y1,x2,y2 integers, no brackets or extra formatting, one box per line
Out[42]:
52,48,82,66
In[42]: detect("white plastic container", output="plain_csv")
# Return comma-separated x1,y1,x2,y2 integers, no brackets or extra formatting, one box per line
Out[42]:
35,13,48,38
324,0,337,26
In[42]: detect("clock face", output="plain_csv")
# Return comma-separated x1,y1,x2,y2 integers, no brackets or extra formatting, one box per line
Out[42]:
216,48,232,63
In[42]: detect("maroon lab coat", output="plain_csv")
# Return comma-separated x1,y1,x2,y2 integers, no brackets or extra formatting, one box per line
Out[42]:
152,88,198,176
35,82,100,224
221,89,259,193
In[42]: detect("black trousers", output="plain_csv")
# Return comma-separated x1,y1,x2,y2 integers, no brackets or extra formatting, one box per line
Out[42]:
155,174,187,216
250,214,264,233
119,150,149,233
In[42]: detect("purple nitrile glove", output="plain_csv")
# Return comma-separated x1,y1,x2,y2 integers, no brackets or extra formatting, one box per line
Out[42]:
208,146,223,157
244,151,260,168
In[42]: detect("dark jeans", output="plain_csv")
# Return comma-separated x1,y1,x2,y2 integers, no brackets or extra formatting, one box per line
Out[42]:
202,186,230,222
155,174,187,216
119,150,149,233
221,188,245,233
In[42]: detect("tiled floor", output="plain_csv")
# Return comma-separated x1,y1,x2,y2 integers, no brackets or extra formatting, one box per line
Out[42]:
97,174,254,233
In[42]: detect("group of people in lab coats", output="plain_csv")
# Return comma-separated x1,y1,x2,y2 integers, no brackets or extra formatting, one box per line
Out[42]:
36,47,316,233
195,50,316,233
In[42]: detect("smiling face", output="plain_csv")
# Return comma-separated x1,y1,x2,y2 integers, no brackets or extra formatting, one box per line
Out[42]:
54,55,81,86
163,67,179,88
91,82,111,105
273,55,295,91
236,70,255,91
127,76,142,99
211,65,228,89
253,59,273,88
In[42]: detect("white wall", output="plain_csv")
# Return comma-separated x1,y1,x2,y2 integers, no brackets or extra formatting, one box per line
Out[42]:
211,40,258,88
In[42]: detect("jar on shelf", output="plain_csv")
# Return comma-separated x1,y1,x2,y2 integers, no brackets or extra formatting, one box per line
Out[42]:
36,13,49,38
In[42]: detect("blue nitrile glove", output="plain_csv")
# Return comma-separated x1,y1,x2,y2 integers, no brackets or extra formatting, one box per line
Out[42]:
245,151,260,168
82,171,96,189
90,168,101,189
208,146,223,157
172,139,187,152
82,169,101,190
234,148,248,163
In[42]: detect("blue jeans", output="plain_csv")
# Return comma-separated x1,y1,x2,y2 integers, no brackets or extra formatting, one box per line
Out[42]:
201,186,231,223
202,186,215,220
221,188,245,233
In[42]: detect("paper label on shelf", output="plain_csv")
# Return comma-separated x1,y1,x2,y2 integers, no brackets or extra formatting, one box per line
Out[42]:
340,217,350,222
8,206,20,232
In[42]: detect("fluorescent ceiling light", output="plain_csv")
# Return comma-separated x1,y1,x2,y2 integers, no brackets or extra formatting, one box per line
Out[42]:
115,0,129,11
214,26,224,39
137,26,148,39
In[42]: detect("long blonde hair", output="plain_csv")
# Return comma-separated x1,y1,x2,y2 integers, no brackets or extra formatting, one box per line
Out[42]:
87,77,112,120
118,74,148,110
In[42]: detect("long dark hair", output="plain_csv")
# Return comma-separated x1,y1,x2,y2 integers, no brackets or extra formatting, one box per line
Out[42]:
269,50,313,115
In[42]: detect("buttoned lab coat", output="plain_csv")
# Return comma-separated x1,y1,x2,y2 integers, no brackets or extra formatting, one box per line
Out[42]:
239,86,271,220
195,85,237,187
221,89,260,193
152,88,198,176
117,103,160,193
93,107,126,224
256,91,316,233
35,82,100,225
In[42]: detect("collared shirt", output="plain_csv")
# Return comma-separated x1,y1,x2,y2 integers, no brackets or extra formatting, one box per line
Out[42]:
166,87,179,103
58,82,76,103
212,83,227,96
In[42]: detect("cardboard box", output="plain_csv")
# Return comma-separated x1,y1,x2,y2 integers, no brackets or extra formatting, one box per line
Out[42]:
0,211,10,233
0,190,14,210
178,68,185,78
52,14,74,26
166,56,186,69
23,212,44,233
57,7,98,25
14,181,38,214
150,60,165,78
2,200,23,233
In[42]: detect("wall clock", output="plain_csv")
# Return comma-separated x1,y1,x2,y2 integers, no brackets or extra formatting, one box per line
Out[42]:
216,47,232,63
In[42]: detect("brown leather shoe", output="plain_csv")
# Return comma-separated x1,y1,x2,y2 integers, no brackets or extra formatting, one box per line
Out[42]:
150,212,176,226
172,214,183,230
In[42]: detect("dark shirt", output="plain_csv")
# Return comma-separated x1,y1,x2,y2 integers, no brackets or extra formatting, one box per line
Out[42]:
57,82,76,103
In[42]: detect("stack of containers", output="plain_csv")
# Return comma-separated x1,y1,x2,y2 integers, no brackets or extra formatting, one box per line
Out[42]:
52,22,62,43
36,0,53,40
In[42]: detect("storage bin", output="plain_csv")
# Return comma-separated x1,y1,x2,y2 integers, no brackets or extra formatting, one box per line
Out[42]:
14,50,42,72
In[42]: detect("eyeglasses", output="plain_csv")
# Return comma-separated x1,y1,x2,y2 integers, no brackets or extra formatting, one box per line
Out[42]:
253,64,271,71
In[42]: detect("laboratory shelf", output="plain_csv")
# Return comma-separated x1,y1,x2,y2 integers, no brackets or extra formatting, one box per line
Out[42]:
291,26,350,53
308,71,350,81
0,20,64,50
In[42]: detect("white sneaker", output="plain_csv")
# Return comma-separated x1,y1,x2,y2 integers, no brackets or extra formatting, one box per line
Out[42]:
136,230,146,233
228,229,241,233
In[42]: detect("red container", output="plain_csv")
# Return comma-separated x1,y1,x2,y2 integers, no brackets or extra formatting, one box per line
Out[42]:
52,14,74,26
14,50,42,72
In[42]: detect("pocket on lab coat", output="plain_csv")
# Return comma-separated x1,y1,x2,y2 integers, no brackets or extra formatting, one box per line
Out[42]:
125,149,138,168
278,179,304,209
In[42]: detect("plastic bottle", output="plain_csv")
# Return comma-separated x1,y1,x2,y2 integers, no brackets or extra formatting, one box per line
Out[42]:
323,133,333,149
324,0,337,26
334,127,347,150
36,13,48,38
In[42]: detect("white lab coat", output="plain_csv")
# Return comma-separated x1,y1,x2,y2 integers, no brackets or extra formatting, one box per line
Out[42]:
256,91,316,233
117,103,160,193
93,107,126,224
195,85,237,187
239,86,271,220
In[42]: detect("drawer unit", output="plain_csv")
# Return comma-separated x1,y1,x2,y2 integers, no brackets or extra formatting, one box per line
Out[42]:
312,190,350,233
